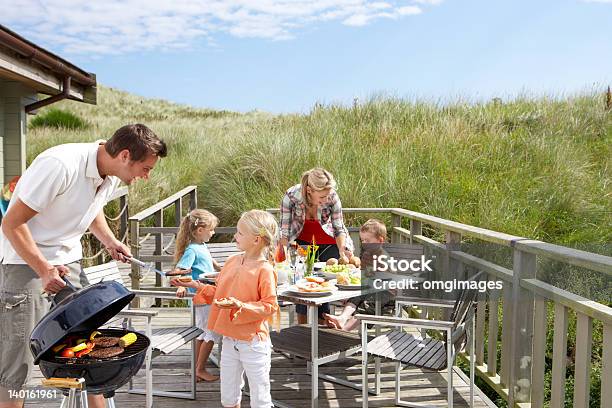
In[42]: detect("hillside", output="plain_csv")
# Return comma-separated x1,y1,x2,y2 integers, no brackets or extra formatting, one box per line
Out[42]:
27,85,612,247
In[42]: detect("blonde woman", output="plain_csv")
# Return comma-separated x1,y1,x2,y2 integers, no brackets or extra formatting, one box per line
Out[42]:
171,210,279,408
168,209,222,382
279,168,353,323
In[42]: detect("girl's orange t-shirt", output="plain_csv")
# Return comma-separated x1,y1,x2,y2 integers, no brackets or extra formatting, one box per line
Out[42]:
193,254,278,342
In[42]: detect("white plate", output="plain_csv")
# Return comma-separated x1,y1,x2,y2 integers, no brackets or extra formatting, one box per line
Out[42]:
282,283,337,297
283,288,334,297
198,272,219,282
336,283,368,290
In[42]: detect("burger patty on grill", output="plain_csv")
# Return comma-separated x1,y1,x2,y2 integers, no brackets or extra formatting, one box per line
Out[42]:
93,337,120,348
88,346,124,359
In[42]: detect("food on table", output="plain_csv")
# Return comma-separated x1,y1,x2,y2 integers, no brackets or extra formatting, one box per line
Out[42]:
296,280,335,292
88,346,124,359
336,271,361,286
323,264,350,274
338,255,349,265
93,337,120,348
349,256,361,268
326,258,338,266
305,276,325,283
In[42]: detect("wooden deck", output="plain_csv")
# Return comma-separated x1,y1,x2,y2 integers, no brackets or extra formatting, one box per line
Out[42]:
25,307,495,407
23,237,496,407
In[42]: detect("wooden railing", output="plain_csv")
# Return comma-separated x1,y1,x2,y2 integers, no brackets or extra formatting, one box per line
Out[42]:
130,187,611,407
128,185,197,306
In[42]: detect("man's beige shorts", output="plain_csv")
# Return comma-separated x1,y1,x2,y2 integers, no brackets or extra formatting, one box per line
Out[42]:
0,262,86,401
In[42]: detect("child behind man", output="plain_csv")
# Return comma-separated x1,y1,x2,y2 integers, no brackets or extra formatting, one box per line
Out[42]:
168,209,221,382
323,218,388,331
171,209,279,408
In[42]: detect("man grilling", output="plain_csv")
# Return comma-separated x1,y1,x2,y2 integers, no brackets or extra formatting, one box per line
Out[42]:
0,124,167,408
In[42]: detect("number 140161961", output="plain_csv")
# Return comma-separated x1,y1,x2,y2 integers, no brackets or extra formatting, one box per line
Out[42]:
8,388,58,400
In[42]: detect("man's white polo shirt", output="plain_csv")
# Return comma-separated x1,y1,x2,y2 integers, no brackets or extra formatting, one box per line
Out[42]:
0,141,121,265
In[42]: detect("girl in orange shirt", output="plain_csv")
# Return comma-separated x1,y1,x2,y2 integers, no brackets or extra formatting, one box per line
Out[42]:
170,209,278,408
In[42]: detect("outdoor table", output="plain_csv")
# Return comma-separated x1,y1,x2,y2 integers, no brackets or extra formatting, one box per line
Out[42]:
272,286,385,408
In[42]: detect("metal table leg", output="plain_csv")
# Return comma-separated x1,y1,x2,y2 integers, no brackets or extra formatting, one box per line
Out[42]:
310,304,319,408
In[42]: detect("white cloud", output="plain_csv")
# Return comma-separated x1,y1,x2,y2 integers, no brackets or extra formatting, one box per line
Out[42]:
412,0,443,4
0,0,440,55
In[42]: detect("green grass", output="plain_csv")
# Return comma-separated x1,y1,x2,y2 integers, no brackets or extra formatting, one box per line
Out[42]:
26,86,611,246
29,108,90,130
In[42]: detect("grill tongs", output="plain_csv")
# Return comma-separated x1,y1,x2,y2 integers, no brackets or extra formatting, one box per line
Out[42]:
127,257,190,277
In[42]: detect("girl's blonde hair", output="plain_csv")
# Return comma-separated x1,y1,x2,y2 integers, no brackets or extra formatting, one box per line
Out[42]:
360,218,387,240
300,167,336,206
174,209,219,263
239,210,279,259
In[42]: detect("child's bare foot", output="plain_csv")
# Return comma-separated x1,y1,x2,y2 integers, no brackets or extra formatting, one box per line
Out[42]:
323,313,344,329
196,370,219,382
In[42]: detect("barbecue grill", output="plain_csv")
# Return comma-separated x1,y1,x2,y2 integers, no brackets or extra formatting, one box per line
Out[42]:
30,278,150,400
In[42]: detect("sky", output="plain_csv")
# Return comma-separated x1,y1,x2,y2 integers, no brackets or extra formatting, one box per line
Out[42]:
1,0,612,113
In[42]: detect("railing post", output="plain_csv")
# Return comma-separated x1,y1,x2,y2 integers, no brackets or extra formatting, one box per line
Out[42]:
487,281,500,376
391,212,402,243
175,197,183,225
508,248,537,405
443,230,461,283
409,219,421,244
602,323,612,408
531,295,547,408
154,210,163,307
189,189,197,211
573,313,593,408
119,194,128,242
550,304,568,408
130,217,140,308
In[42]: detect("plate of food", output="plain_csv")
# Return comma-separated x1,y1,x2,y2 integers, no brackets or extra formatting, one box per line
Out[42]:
335,271,367,290
214,297,236,307
285,277,337,297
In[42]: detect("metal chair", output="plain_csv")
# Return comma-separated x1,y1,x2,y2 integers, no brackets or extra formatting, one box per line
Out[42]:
357,273,481,408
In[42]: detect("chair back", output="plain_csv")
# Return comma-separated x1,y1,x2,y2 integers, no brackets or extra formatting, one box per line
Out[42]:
449,271,483,351
83,261,125,285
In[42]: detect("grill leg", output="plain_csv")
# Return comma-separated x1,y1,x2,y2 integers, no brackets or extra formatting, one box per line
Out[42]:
105,396,116,408
68,389,77,408
80,390,88,408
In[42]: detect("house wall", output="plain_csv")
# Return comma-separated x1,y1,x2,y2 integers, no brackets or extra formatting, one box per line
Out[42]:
0,79,37,184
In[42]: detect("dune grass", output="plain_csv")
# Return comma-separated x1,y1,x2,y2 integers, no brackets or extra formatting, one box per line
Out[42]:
26,86,611,247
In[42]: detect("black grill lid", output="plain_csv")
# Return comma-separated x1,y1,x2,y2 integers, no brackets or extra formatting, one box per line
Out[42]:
30,279,135,364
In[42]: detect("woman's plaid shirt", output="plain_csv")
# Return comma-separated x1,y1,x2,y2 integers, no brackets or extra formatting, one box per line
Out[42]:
279,184,353,250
